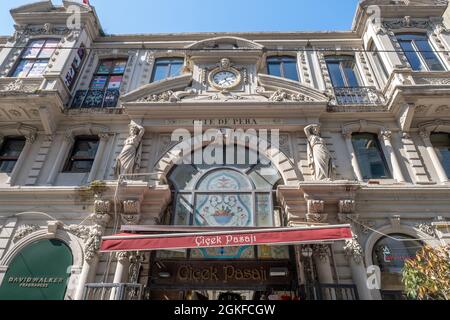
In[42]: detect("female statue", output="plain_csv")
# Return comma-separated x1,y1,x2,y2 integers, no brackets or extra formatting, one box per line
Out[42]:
114,121,145,178
304,124,334,181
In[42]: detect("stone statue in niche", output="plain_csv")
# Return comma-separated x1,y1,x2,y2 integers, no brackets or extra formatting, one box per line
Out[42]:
114,121,145,178
304,124,335,181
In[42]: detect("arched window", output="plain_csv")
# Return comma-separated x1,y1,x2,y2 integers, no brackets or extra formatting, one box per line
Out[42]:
351,133,391,180
266,56,299,81
325,55,361,88
372,234,422,300
430,132,450,178
396,34,445,71
151,58,184,82
0,239,73,300
169,146,282,228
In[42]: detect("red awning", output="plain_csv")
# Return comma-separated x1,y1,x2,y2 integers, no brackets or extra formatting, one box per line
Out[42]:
100,224,352,252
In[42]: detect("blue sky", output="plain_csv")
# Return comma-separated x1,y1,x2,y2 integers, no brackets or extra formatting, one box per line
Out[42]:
0,0,360,35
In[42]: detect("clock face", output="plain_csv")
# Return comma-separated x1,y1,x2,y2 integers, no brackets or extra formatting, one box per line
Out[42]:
212,70,238,88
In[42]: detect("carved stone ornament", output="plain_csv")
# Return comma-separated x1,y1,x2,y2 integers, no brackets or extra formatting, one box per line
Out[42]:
383,17,434,31
306,213,328,223
121,200,141,225
343,235,364,265
0,79,38,94
13,224,40,243
307,200,325,214
94,199,111,215
339,200,356,214
312,244,331,261
116,251,130,263
415,222,437,238
268,89,313,102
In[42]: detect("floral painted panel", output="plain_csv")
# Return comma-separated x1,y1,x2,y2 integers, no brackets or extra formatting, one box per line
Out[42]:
197,169,252,191
258,245,290,260
195,193,253,226
190,246,255,259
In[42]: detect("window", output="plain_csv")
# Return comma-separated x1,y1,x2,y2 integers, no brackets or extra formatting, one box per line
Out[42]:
325,56,361,87
372,234,422,300
63,136,99,173
11,39,59,77
151,58,184,82
0,137,26,173
369,42,389,84
64,46,86,90
267,56,299,81
71,58,127,108
431,132,450,178
397,34,445,71
352,133,392,180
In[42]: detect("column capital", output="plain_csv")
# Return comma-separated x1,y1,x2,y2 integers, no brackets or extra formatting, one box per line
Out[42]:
25,133,36,144
419,129,431,141
344,235,364,265
116,251,130,263
98,132,110,141
379,129,392,141
312,244,331,262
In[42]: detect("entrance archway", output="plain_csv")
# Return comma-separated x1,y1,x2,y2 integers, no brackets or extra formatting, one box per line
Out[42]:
0,239,73,300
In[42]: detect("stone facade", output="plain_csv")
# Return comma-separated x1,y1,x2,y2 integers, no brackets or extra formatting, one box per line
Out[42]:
0,0,449,300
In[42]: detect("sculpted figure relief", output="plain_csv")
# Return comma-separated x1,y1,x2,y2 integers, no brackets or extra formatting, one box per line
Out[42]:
114,121,145,178
304,124,335,181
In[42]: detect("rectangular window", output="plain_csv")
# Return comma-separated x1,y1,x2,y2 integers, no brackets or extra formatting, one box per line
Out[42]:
63,136,99,173
352,133,392,180
151,58,184,82
267,56,299,81
431,133,450,178
397,34,445,71
71,58,127,108
325,56,361,88
11,39,59,77
64,45,86,90
369,42,389,85
0,137,26,173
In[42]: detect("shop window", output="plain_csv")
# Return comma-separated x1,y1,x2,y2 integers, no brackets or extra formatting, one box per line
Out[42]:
430,133,450,178
372,234,422,300
63,136,99,173
151,58,184,82
351,133,392,180
0,137,26,173
11,39,59,77
0,239,73,300
397,34,445,71
71,58,127,108
325,55,361,88
267,56,299,81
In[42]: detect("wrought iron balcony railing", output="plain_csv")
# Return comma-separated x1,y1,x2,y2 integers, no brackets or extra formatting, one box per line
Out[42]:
303,283,359,300
332,87,385,106
83,283,143,300
70,89,120,109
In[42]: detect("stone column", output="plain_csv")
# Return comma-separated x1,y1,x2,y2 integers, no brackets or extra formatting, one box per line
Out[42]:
7,133,36,185
109,252,130,300
312,244,336,300
46,134,73,185
87,133,109,183
343,131,364,181
379,130,405,183
420,130,448,183
343,235,373,300
73,200,111,300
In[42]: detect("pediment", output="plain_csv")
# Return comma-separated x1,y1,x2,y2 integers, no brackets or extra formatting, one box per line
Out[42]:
121,74,193,103
186,36,264,50
257,74,329,103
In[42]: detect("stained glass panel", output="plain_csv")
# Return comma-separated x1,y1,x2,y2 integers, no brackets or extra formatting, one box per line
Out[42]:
174,194,193,225
197,169,252,191
256,193,272,227
195,193,253,227
258,246,290,259
190,246,255,259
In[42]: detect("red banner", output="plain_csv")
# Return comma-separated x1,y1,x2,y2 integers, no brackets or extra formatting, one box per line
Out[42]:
100,225,352,252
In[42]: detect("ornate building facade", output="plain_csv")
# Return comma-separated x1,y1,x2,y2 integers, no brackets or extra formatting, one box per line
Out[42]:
0,0,449,300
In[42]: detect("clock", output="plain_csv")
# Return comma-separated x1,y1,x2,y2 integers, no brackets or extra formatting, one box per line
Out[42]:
208,59,242,90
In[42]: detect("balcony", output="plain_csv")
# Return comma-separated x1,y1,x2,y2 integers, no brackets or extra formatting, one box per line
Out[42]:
332,87,385,106
83,283,143,300
71,89,120,109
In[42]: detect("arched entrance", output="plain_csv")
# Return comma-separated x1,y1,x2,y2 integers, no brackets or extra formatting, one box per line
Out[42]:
0,239,73,300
